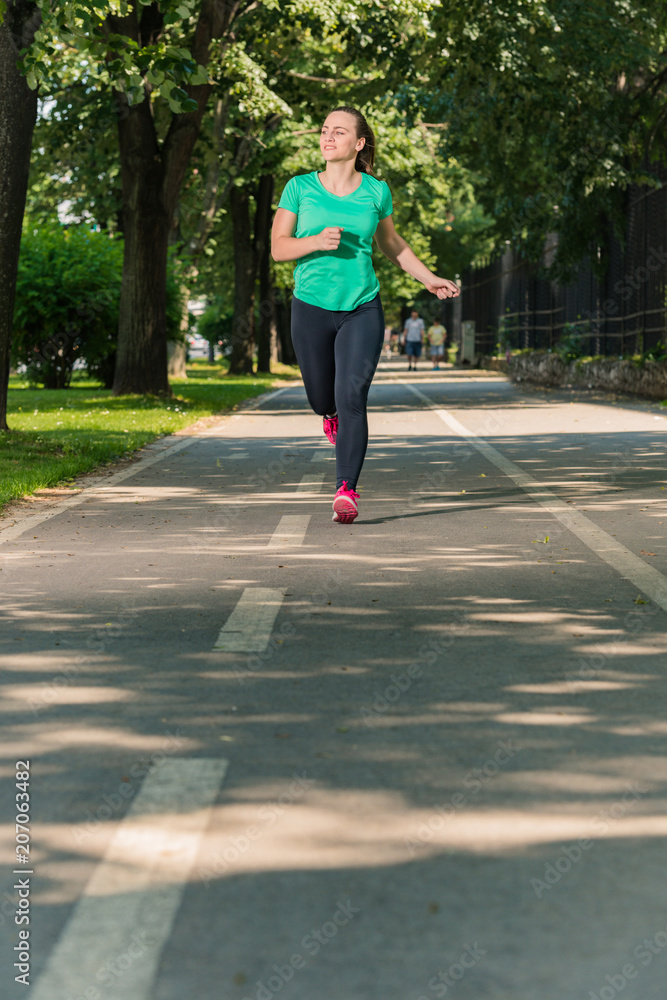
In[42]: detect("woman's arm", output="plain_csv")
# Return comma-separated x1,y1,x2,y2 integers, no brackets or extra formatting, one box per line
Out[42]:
271,207,344,262
375,215,460,299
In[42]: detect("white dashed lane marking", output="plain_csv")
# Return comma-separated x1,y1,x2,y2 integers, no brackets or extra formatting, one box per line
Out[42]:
267,514,311,549
310,445,335,463
214,477,320,651
297,473,326,493
30,759,229,1000
213,588,287,651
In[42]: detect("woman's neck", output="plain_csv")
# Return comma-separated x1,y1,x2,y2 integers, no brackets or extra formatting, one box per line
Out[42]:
319,161,362,195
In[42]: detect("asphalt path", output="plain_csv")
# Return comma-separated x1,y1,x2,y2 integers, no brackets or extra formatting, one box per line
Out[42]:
1,363,667,1000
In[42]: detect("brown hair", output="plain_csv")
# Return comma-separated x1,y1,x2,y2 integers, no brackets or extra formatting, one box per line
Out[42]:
328,106,376,174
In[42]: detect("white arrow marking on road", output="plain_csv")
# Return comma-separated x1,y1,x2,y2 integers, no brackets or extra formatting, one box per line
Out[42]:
29,758,228,1000
213,587,287,651
406,383,667,612
267,514,311,548
297,473,325,493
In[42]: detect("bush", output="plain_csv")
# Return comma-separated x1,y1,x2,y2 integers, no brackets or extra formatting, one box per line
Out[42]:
13,224,184,388
554,323,587,363
642,342,667,363
12,223,124,388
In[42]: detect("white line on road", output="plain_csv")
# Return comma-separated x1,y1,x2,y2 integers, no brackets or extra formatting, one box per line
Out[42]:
310,445,335,463
29,758,228,1000
297,473,326,493
405,383,667,612
267,514,311,548
213,587,287,651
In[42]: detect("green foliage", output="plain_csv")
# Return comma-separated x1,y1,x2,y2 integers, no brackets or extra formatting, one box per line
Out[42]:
21,0,210,113
368,111,494,320
554,323,588,363
642,342,667,363
408,0,667,277
28,88,123,231
12,223,183,388
494,313,514,355
197,297,233,347
12,223,123,388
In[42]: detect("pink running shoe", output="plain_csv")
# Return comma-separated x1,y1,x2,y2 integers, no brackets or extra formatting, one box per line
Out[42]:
323,413,338,444
332,481,360,523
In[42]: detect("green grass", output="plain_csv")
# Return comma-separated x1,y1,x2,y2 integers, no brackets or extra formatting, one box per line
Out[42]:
0,359,301,510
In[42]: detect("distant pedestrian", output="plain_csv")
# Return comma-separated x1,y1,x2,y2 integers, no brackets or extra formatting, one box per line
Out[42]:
403,309,425,371
427,319,447,369
271,106,459,524
383,323,393,360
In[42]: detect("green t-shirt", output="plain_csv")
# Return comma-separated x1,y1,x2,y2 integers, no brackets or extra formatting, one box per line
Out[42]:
278,171,393,311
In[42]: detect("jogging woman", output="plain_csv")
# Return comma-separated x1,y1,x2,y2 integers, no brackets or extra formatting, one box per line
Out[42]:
271,106,459,523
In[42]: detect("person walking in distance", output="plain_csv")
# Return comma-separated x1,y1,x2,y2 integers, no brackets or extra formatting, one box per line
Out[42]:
382,322,393,361
271,106,459,524
427,317,447,370
403,308,425,372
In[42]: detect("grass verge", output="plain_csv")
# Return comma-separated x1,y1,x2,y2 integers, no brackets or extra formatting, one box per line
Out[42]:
0,359,301,511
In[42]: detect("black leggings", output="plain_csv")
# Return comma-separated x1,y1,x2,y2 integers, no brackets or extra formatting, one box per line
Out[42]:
291,293,384,490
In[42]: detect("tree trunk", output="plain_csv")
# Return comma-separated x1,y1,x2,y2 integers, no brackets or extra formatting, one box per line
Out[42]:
0,3,40,432
167,340,188,378
270,315,279,365
227,183,256,374
167,283,190,379
109,0,241,395
255,173,274,373
112,95,171,396
275,288,296,365
113,209,171,394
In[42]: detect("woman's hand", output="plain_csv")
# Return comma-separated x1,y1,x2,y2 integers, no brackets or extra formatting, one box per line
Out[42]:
271,209,344,261
315,226,344,251
424,276,460,299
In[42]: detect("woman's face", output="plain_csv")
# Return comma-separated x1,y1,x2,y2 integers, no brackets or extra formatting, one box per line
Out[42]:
320,112,364,165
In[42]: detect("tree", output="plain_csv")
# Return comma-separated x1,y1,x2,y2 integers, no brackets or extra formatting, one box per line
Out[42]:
0,0,41,431
254,171,275,371
18,0,273,397
105,1,251,395
411,0,667,275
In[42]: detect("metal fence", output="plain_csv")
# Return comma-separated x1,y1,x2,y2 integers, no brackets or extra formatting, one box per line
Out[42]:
443,166,667,359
